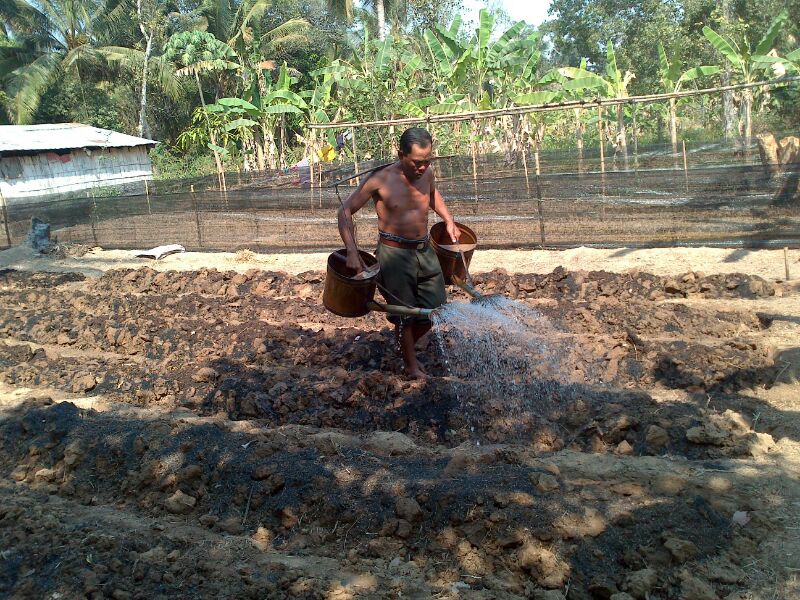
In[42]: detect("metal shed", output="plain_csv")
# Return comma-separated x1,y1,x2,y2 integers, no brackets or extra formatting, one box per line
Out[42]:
0,123,158,205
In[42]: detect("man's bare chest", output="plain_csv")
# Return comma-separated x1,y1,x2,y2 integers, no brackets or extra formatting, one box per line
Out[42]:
375,178,430,212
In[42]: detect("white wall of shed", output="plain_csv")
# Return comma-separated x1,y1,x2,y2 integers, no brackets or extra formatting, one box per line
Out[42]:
0,146,153,203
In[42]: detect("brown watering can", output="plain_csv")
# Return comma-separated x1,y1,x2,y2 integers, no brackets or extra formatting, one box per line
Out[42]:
323,249,437,319
430,221,478,285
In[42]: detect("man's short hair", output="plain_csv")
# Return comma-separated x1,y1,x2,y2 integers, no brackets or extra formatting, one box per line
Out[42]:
399,127,433,154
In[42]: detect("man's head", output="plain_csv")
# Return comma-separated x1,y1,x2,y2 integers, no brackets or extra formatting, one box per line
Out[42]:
398,127,433,180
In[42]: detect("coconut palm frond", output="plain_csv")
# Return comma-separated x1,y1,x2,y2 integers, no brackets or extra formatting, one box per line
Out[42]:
148,54,182,100
97,44,143,70
261,18,309,44
95,0,136,45
5,52,60,123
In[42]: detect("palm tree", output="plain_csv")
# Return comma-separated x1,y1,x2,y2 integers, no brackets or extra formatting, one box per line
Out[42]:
326,0,394,40
0,0,127,124
702,9,788,148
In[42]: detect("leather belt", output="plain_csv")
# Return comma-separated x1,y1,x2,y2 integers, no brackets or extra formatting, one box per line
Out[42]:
379,237,428,250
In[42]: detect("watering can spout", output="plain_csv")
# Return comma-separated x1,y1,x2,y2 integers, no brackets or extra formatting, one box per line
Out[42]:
366,301,437,320
452,275,483,299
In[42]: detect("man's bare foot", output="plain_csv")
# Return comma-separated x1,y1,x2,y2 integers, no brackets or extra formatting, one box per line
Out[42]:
405,365,428,380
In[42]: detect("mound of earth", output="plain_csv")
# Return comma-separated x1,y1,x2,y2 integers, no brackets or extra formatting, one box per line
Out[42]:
1,262,798,599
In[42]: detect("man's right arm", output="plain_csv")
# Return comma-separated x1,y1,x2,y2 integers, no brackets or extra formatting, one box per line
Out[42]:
337,174,381,272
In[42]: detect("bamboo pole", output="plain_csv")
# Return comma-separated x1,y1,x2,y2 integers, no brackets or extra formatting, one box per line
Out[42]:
317,133,323,209
470,119,479,204
308,77,800,130
144,179,151,215
351,127,360,186
632,109,639,173
599,106,606,198
190,184,202,248
575,108,584,175
0,188,12,248
305,133,313,209
518,117,531,198
682,140,689,193
534,125,545,247
785,247,791,280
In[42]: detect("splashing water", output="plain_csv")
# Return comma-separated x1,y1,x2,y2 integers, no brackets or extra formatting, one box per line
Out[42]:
432,296,569,444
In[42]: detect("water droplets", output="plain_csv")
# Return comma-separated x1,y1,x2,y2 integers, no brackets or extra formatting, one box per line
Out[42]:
432,296,568,443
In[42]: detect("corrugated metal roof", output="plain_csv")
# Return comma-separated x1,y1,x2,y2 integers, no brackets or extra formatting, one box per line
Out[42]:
0,123,158,153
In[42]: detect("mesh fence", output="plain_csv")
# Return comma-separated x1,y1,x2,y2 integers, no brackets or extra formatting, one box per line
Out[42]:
2,138,799,252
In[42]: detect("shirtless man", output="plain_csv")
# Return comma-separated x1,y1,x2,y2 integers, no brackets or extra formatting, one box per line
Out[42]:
337,127,459,379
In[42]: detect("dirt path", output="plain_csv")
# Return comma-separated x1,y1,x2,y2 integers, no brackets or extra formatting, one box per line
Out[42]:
1,245,799,599
2,243,799,279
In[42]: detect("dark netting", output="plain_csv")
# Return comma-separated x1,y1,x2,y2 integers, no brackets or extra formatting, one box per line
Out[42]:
2,138,798,252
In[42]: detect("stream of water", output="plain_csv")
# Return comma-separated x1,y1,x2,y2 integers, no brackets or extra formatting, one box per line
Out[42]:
431,295,568,442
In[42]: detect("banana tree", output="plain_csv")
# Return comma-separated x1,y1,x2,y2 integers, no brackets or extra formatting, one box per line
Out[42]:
250,62,307,169
164,31,242,184
702,9,788,148
658,43,720,155
423,11,542,153
752,47,800,76
524,60,604,168
557,43,635,168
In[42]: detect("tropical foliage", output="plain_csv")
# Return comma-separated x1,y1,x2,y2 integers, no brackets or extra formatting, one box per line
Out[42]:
1,0,798,177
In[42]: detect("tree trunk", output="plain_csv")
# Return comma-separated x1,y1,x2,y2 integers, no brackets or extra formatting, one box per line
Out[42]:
721,0,736,141
742,89,753,153
138,29,153,137
669,97,678,156
136,0,153,138
574,108,584,173
616,104,628,170
280,114,287,169
376,0,386,40
195,71,225,189
254,128,266,171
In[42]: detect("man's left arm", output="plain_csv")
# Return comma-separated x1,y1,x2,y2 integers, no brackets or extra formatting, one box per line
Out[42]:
430,174,460,243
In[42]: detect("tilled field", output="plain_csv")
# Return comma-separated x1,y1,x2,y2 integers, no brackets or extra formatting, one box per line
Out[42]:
1,264,799,599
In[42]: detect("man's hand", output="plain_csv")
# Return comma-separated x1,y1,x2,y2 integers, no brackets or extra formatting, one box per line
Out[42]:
346,250,363,274
445,220,460,244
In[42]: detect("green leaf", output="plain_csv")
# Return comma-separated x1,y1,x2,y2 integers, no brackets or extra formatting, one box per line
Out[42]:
277,62,290,90
443,14,462,38
401,102,426,117
264,89,308,108
312,109,330,124
225,118,258,131
514,91,558,105
702,26,743,69
217,97,259,112
787,48,800,62
374,37,394,74
539,68,566,85
605,41,621,88
261,103,303,115
429,102,464,114
677,65,720,85
208,143,229,157
489,21,526,61
400,54,422,80
755,10,788,56
658,43,670,80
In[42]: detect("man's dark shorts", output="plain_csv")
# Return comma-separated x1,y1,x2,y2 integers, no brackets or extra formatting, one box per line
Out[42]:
375,241,446,324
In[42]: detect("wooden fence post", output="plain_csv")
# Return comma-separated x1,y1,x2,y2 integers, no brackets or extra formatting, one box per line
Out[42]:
682,140,689,193
190,184,202,248
470,118,479,204
351,127,360,186
0,189,12,248
534,124,545,247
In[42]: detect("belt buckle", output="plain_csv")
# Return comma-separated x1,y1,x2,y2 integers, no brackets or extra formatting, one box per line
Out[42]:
415,241,426,250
